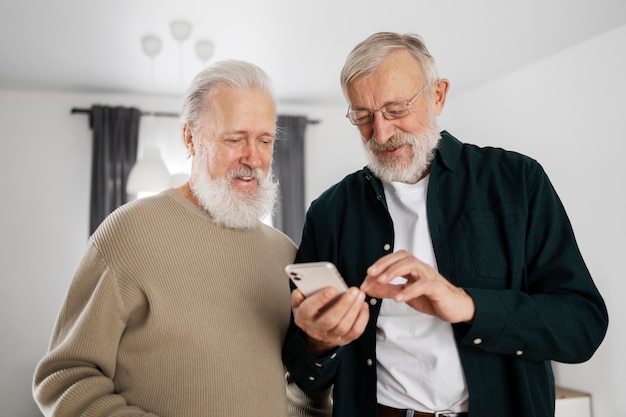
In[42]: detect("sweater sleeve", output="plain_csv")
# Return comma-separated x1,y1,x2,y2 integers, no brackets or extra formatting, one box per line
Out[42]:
33,242,158,417
286,371,333,417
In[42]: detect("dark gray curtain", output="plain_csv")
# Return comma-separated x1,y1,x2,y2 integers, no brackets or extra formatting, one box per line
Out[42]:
274,115,307,244
89,105,141,235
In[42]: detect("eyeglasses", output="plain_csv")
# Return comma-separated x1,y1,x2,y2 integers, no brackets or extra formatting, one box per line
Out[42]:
345,84,428,126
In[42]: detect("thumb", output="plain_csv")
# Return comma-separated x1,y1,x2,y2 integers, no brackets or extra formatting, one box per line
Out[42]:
291,288,306,308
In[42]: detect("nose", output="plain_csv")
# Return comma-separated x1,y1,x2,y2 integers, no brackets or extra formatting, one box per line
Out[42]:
370,111,395,145
240,141,263,169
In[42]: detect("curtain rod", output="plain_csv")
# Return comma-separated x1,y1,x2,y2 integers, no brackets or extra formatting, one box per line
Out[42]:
71,107,178,118
70,107,320,124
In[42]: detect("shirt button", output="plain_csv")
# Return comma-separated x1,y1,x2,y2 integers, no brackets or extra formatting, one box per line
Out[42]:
369,298,378,306
515,350,524,356
383,244,391,251
366,359,373,366
308,376,315,381
473,338,482,345
315,362,323,367
330,353,337,359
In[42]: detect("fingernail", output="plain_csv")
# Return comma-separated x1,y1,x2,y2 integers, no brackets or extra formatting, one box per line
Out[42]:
348,288,360,298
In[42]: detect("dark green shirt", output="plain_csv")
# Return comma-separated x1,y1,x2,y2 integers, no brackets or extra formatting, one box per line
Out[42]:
283,131,608,417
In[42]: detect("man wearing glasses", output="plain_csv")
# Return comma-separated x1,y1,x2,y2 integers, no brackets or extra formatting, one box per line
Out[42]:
283,32,607,417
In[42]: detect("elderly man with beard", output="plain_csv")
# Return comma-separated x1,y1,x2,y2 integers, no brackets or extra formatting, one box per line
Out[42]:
282,32,608,417
33,60,328,417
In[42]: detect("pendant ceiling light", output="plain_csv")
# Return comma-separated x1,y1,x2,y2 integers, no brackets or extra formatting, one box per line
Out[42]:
170,20,192,90
195,39,215,65
127,147,172,196
128,20,215,198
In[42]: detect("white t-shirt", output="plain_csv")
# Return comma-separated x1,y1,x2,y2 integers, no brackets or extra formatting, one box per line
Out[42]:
377,175,468,412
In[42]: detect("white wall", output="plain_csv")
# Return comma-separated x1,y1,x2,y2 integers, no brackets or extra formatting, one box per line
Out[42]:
1,24,624,416
0,91,185,417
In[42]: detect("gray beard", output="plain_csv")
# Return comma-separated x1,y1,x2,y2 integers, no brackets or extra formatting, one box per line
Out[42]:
190,156,279,230
364,124,440,184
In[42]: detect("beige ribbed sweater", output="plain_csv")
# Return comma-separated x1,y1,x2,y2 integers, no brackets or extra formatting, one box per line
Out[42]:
33,188,301,417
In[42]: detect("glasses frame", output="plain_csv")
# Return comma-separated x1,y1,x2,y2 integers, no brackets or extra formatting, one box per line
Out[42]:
345,84,428,126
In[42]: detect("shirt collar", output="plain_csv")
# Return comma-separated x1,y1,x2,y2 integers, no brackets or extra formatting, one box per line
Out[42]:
434,130,463,172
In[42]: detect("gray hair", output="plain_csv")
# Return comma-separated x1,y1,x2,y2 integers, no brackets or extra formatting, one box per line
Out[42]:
180,59,274,135
340,32,440,98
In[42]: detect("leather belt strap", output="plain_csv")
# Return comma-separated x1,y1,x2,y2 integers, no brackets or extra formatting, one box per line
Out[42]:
377,403,468,417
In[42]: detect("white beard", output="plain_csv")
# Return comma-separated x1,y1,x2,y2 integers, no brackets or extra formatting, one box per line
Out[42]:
364,108,441,184
189,152,279,230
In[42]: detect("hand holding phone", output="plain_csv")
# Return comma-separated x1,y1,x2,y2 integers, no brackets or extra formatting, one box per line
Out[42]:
287,262,368,355
285,261,348,297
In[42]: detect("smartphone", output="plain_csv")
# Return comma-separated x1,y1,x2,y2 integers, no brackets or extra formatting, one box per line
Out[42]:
285,261,348,297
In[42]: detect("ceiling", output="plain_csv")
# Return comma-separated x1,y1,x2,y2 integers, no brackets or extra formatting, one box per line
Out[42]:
1,0,625,105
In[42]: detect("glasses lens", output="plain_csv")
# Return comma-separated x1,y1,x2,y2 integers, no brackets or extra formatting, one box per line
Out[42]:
381,102,410,120
348,110,373,125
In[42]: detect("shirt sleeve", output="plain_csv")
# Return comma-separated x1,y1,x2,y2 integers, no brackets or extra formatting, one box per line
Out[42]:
282,206,346,393
460,163,608,363
283,325,343,392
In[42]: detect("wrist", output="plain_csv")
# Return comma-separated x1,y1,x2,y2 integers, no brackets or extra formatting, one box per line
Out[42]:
304,334,336,357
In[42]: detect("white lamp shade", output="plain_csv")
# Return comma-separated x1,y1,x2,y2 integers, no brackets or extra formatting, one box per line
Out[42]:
127,147,172,194
195,40,215,62
141,35,162,57
170,20,192,42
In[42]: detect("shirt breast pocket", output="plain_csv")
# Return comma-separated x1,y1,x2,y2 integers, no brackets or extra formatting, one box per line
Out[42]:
461,204,526,283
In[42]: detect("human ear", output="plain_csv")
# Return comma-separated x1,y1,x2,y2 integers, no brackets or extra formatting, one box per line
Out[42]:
433,78,450,116
182,125,195,156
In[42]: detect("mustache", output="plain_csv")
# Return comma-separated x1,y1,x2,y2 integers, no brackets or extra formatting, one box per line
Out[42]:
367,133,414,152
226,167,263,180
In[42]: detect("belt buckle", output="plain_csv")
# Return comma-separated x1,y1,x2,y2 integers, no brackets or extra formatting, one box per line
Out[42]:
435,411,453,417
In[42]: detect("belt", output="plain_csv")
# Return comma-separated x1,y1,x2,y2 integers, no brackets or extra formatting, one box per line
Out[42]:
377,403,468,417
